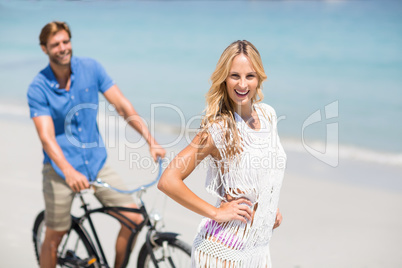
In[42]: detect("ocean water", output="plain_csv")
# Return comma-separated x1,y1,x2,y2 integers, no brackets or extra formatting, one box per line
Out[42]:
0,0,401,163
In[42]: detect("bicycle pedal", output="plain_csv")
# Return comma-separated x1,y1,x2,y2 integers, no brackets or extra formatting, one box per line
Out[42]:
87,257,97,265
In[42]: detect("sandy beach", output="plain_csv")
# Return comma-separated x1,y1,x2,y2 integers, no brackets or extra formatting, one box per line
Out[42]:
0,1,401,267
0,116,401,268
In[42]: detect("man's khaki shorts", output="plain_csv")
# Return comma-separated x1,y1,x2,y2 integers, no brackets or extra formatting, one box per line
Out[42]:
42,163,134,231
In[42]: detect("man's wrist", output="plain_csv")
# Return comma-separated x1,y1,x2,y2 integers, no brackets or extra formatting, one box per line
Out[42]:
148,137,158,148
60,164,75,176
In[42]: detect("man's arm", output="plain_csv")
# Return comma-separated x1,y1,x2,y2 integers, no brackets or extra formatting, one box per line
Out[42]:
103,85,166,161
32,116,89,192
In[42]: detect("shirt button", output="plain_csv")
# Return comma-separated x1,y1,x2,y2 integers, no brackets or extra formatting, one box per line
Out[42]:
85,160,89,165
75,112,79,116
71,96,75,100
78,128,82,132
85,88,89,92
56,84,59,88
34,113,37,116
82,144,86,148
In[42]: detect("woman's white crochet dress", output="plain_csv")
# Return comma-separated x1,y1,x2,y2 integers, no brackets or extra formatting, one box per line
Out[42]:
192,103,287,268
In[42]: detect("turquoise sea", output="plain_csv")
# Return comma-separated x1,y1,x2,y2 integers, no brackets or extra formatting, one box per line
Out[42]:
1,0,401,162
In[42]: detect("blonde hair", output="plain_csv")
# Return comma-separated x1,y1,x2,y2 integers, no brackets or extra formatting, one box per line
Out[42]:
39,21,71,46
200,40,267,157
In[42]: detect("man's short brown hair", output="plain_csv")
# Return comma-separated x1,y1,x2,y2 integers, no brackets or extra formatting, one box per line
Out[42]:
39,21,71,46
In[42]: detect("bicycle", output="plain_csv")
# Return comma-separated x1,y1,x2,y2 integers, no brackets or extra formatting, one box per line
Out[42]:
32,158,192,268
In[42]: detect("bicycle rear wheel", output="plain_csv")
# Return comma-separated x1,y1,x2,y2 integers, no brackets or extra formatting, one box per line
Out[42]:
33,211,99,268
137,237,191,268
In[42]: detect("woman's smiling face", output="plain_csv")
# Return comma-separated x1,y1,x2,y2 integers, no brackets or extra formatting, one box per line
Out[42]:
225,54,258,111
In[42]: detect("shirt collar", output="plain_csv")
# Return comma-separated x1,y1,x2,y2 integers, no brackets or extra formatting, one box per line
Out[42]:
43,56,76,92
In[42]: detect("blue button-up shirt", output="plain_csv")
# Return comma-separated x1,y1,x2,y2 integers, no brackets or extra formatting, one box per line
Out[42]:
27,56,115,181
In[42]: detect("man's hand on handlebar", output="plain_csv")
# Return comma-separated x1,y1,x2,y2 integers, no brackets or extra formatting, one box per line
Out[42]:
64,168,89,192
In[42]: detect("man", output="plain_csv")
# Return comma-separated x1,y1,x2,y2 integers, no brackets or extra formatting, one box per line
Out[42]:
27,21,166,268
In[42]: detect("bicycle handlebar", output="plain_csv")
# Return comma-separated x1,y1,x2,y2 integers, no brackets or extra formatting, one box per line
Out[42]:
90,157,163,195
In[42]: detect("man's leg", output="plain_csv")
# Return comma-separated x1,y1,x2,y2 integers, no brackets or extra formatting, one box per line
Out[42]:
94,164,143,268
113,203,144,268
40,228,68,268
41,164,75,268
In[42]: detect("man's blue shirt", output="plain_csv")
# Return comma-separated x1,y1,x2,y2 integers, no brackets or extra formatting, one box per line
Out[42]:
27,56,115,181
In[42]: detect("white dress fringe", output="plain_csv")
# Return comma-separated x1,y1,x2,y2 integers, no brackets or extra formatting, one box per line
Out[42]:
192,103,287,268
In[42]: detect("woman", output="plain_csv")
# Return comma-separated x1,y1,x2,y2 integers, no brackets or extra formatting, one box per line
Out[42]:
158,40,287,267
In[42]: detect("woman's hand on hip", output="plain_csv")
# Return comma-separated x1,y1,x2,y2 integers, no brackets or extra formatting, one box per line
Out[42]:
273,208,282,229
214,198,253,224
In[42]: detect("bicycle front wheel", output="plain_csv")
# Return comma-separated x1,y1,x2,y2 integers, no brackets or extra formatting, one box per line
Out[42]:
137,237,191,268
33,211,99,268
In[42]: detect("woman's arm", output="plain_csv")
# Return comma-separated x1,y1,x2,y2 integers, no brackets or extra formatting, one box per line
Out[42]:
158,132,253,224
273,208,282,229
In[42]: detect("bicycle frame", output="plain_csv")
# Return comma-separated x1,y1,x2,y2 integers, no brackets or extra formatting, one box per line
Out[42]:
73,193,158,268
36,158,187,268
